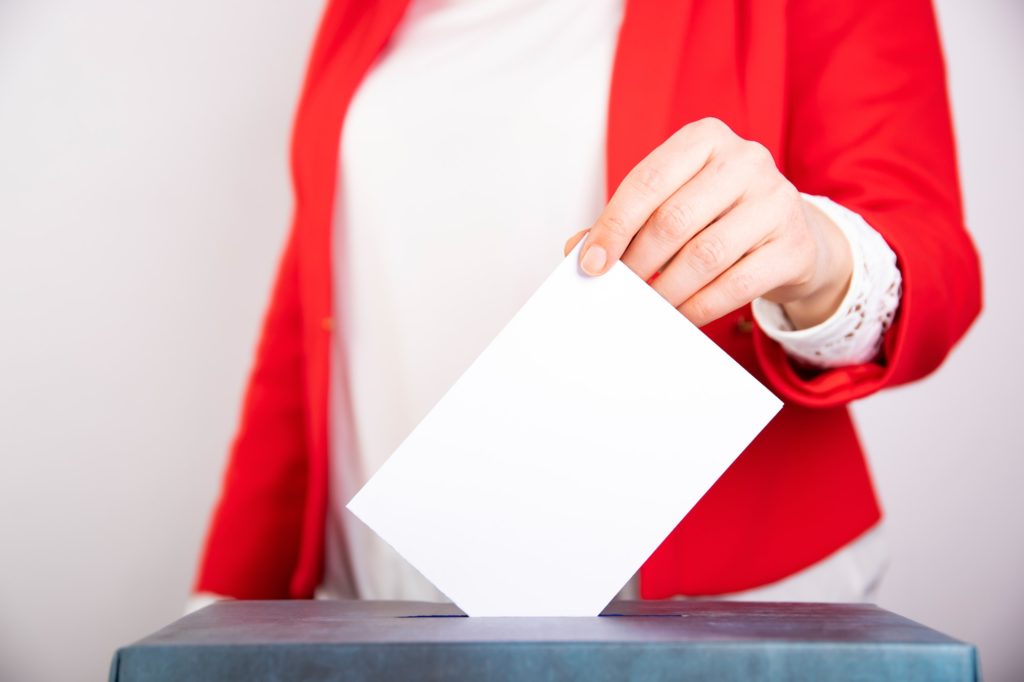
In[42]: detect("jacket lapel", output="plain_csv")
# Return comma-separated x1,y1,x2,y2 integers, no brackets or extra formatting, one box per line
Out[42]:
290,0,414,598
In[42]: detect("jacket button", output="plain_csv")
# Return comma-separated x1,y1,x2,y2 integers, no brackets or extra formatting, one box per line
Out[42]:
321,317,334,332
735,316,754,334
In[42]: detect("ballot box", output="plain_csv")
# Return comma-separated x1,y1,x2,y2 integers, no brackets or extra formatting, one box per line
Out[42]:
109,599,979,682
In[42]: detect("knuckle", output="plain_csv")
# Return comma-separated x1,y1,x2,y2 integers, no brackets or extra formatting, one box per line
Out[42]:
774,183,803,225
685,297,715,325
687,233,727,274
599,212,631,238
709,156,730,177
785,183,803,210
726,270,757,301
696,116,727,136
745,140,775,167
629,163,664,196
649,202,695,242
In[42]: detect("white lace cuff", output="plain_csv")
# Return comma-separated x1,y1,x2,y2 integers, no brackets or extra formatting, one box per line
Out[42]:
751,194,902,369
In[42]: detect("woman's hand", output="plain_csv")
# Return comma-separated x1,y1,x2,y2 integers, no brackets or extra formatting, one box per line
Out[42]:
564,117,852,330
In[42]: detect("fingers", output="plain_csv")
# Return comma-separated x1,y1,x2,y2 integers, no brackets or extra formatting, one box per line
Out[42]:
650,200,768,306
677,241,791,327
578,118,734,276
619,146,752,281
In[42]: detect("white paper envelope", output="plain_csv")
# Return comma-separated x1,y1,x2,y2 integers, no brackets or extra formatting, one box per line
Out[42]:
347,245,782,616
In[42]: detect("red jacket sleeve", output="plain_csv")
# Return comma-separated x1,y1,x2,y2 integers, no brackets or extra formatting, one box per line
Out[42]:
194,228,309,599
754,0,982,407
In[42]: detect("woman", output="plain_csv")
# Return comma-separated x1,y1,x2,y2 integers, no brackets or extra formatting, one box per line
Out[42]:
192,0,981,606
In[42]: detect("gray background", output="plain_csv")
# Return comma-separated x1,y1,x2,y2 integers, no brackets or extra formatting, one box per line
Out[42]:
0,1,1020,680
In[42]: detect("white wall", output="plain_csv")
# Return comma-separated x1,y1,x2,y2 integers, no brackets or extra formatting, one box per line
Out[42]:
855,3,1024,681
0,1,1020,680
0,2,323,680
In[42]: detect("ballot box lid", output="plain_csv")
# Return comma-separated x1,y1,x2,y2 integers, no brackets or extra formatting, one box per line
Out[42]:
110,600,979,682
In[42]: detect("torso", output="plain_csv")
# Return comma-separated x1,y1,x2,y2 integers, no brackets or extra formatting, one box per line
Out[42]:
325,0,625,600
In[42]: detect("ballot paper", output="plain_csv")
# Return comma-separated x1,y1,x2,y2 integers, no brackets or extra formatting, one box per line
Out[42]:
347,244,782,617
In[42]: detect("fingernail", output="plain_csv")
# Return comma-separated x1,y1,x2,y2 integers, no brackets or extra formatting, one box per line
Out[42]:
580,244,607,276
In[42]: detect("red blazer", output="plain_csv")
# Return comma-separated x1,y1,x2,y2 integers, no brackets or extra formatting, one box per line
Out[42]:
195,0,981,600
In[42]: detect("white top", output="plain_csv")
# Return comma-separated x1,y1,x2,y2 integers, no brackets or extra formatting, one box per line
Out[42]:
318,0,901,603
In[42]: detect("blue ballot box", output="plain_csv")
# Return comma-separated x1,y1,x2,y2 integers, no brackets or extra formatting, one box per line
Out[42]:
109,599,979,681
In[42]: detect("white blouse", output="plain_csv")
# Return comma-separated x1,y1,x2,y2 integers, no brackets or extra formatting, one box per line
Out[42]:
320,0,901,603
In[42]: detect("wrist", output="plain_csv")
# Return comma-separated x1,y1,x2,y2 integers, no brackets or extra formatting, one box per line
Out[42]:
783,199,853,330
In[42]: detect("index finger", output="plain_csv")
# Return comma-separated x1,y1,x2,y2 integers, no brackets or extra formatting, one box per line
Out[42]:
578,117,730,276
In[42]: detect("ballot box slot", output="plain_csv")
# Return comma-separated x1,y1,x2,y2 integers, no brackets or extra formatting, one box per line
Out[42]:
397,613,683,619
